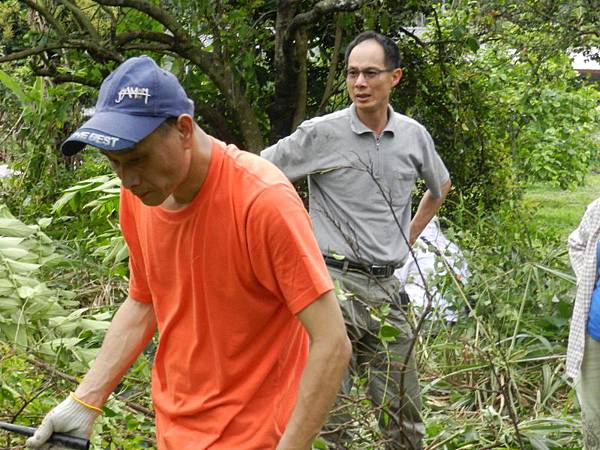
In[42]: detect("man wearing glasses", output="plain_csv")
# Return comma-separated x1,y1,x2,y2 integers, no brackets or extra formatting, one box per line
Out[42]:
261,31,451,449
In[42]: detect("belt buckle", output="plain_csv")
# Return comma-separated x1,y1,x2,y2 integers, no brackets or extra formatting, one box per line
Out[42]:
370,264,395,277
371,264,386,277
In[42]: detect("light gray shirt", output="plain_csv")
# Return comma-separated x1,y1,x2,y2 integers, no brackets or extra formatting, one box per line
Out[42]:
261,104,450,266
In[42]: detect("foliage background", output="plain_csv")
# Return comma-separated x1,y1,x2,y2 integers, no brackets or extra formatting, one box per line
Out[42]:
0,0,599,448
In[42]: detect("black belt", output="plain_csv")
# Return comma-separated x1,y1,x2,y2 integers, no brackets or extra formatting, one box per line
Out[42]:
323,255,397,278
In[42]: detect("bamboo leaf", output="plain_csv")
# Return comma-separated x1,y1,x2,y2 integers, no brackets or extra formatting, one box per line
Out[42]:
5,259,41,273
0,68,32,104
0,218,36,237
0,237,24,249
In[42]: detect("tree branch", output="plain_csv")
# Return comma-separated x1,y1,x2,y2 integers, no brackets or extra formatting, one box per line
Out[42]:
195,101,239,146
121,43,173,52
94,0,190,45
65,39,123,62
19,0,67,38
0,44,65,63
318,12,343,113
115,31,176,47
57,0,101,40
31,68,100,87
27,356,155,418
287,0,363,39
397,25,426,47
205,0,225,60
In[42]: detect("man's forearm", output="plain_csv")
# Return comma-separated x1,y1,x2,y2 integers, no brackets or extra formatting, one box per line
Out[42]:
277,290,352,450
276,336,351,450
75,296,157,407
409,180,451,245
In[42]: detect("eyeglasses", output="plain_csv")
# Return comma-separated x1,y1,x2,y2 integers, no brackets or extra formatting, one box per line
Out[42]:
345,68,394,80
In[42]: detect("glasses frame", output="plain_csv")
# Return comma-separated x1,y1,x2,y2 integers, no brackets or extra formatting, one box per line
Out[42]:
345,67,395,81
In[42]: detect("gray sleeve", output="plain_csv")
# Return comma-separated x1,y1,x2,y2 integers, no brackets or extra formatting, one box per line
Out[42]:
416,127,450,198
260,123,320,183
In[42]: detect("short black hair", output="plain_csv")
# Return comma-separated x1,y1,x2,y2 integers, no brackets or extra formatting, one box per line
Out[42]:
344,31,402,69
155,117,179,135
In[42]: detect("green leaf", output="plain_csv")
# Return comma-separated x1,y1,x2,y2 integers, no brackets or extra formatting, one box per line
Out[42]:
0,297,21,312
89,177,121,192
311,438,329,450
466,36,480,53
5,259,40,273
0,68,32,104
379,324,401,341
527,436,552,450
0,237,24,249
0,218,36,237
39,337,82,354
52,190,80,213
79,318,111,331
0,323,29,347
0,247,30,259
37,218,52,229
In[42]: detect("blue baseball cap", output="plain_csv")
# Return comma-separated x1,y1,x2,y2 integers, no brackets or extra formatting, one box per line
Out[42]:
61,55,195,156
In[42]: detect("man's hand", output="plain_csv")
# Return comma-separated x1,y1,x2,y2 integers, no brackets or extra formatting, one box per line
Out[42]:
26,394,99,449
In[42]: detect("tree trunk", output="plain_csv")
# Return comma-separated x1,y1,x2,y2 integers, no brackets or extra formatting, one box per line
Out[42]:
292,28,308,129
268,0,302,144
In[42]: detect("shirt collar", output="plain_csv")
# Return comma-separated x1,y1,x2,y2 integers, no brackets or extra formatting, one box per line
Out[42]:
349,103,397,136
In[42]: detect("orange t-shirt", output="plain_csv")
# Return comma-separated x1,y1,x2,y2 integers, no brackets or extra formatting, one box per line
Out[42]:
119,138,333,449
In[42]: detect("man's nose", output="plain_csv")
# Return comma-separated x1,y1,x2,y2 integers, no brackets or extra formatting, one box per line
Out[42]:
119,167,140,189
354,72,368,86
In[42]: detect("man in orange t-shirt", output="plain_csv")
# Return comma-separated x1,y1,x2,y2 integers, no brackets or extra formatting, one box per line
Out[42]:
27,56,350,450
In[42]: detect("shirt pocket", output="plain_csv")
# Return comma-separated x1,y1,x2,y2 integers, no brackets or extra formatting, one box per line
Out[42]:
388,169,417,207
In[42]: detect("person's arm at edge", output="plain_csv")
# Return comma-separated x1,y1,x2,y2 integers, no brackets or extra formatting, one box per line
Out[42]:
568,202,595,282
276,289,352,450
74,296,157,407
409,179,452,246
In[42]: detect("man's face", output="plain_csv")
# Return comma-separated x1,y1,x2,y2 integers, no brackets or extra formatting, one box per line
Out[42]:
101,122,191,207
346,39,402,115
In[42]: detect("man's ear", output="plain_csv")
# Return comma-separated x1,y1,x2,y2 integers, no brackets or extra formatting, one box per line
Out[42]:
176,114,194,146
392,68,403,87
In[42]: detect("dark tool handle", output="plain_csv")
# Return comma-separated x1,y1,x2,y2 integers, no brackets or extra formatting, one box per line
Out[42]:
0,421,90,450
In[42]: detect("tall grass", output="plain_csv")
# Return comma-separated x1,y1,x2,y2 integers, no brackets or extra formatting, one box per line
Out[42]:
416,198,579,449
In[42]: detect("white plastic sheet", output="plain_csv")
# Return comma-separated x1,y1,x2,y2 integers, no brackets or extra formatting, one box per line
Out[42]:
395,217,469,322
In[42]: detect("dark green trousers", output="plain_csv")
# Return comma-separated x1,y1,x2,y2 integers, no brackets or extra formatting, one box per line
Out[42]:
325,267,425,450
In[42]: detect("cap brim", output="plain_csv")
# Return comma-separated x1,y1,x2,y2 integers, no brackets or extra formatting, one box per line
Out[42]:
61,112,168,156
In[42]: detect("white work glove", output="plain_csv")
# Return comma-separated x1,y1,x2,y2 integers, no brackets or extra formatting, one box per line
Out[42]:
26,394,100,449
